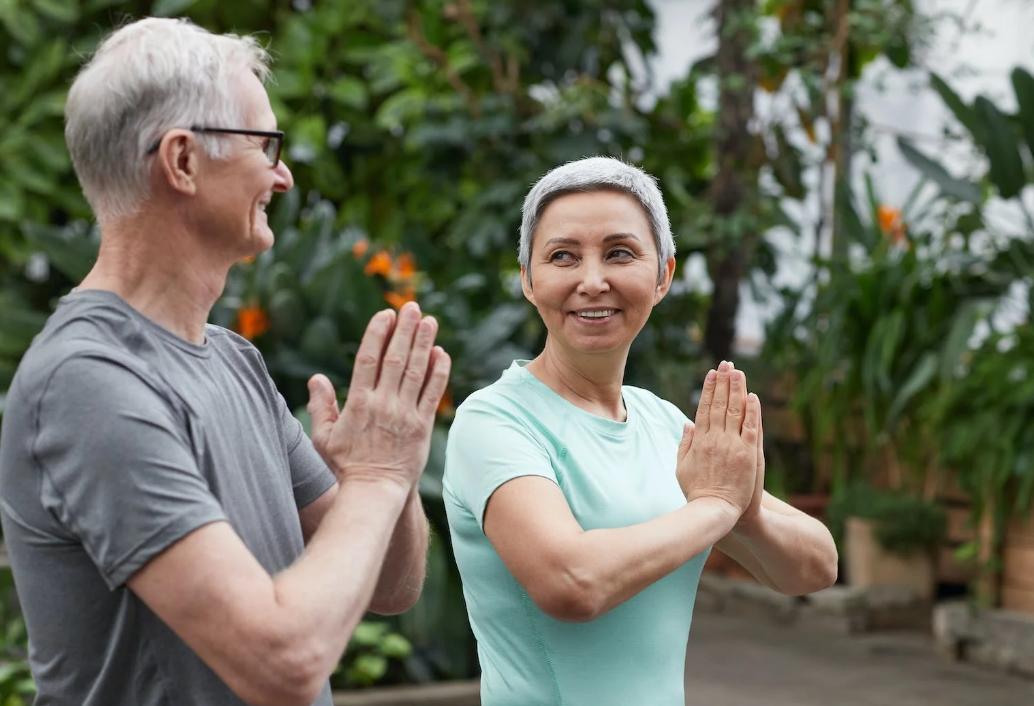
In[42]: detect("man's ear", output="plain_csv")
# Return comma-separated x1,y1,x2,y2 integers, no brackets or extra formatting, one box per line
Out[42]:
653,256,676,305
154,130,200,197
520,265,535,305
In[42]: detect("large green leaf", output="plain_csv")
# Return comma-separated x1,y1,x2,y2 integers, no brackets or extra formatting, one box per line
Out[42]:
886,352,937,430
1010,67,1034,164
897,137,981,203
973,96,1027,199
930,73,983,142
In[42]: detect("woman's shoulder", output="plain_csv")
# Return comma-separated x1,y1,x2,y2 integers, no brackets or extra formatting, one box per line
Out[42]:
452,363,566,438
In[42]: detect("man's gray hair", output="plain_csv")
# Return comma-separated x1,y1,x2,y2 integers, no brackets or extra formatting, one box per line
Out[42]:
519,156,675,284
64,17,271,221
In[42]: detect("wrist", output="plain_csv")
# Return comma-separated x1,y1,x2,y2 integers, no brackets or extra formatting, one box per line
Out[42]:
732,506,767,540
336,471,413,504
686,496,741,534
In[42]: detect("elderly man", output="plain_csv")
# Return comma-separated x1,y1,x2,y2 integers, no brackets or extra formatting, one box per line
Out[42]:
0,17,449,706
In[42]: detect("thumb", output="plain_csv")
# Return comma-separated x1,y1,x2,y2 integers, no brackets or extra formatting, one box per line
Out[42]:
307,374,339,433
678,422,695,461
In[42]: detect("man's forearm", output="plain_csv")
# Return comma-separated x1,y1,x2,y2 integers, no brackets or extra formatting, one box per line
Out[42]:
721,505,838,595
271,478,411,683
368,488,429,614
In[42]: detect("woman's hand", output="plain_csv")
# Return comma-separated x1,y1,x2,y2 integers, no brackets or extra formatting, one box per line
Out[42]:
675,361,759,517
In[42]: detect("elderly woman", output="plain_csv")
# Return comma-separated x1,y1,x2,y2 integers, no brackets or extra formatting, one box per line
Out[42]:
443,157,837,706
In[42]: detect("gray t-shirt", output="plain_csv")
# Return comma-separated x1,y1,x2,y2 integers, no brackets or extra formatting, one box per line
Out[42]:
0,289,337,706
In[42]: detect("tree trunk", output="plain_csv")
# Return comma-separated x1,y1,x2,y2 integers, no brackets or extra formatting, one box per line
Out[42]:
705,0,757,364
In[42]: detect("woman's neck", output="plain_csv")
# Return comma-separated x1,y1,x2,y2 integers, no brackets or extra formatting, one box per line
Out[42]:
525,338,628,421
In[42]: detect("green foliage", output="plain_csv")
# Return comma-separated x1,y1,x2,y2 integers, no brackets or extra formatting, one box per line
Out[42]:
765,199,1015,492
333,621,412,688
828,483,946,555
933,323,1034,525
0,575,33,705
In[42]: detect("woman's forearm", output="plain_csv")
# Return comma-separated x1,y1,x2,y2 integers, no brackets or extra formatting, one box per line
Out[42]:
719,504,838,595
543,497,739,621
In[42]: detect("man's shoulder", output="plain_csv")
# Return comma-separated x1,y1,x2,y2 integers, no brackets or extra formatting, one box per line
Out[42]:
10,293,176,411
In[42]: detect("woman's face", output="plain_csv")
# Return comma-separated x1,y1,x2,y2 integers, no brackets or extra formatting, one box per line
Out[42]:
521,190,675,358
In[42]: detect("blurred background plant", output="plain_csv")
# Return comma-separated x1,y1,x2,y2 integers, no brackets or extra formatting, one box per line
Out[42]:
2,0,1033,698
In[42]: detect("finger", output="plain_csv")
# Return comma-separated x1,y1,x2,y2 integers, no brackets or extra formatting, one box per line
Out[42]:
693,369,716,433
307,373,339,423
726,369,747,434
418,346,452,417
741,392,760,447
349,309,395,392
377,301,422,392
756,395,765,475
400,315,439,404
677,422,694,461
709,361,731,432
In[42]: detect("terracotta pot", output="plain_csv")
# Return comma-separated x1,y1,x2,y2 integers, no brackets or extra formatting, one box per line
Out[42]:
1002,514,1034,615
845,517,935,600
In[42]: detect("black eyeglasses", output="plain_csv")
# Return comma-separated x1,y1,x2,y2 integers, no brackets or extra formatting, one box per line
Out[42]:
146,126,285,166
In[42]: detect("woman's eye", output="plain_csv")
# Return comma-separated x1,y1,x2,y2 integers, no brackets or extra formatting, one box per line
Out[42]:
608,248,634,260
549,251,575,263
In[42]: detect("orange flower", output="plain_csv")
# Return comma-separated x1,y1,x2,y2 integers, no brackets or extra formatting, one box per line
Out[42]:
352,239,369,259
384,287,416,309
364,250,393,277
877,205,907,244
236,305,269,340
396,252,417,278
436,387,454,417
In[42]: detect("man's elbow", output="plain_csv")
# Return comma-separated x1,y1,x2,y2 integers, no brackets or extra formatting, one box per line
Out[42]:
368,583,423,615
225,630,332,706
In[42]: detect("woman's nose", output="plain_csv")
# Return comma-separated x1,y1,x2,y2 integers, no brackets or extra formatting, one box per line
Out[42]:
576,260,610,296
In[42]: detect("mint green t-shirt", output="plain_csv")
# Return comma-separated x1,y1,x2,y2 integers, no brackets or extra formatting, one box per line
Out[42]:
443,361,710,706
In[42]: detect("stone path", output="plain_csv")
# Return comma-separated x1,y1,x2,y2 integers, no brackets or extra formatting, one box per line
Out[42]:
685,610,1034,706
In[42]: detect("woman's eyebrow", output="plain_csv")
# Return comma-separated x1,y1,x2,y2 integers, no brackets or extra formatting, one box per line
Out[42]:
541,237,580,248
603,232,642,242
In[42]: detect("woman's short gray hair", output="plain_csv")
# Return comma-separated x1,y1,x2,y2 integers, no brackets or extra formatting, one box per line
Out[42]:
519,156,675,284
64,17,271,220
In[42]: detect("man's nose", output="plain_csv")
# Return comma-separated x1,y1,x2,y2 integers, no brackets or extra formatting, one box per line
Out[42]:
272,159,294,192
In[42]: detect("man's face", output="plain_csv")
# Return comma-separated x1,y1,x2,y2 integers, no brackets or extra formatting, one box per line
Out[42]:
195,71,293,259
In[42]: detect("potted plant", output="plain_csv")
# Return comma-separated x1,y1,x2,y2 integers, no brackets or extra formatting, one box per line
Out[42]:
829,483,947,599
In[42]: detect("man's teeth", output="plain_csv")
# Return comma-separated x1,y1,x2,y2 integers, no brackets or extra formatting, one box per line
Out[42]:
578,309,615,319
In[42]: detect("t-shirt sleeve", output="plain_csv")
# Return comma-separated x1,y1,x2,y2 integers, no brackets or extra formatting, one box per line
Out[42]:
277,393,336,509
32,355,227,590
445,397,556,531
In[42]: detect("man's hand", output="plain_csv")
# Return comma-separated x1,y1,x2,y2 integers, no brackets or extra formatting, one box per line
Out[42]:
306,302,451,490
675,361,759,516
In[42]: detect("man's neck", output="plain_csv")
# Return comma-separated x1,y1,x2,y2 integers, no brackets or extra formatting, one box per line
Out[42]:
526,339,628,421
78,215,231,345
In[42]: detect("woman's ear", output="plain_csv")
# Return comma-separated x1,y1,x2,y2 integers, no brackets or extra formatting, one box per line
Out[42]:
654,256,676,304
520,265,535,305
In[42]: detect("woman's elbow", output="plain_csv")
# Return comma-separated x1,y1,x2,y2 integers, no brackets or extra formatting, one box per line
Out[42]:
528,564,606,622
792,539,839,595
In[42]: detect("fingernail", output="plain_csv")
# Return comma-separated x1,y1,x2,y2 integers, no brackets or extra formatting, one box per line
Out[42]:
706,369,716,381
